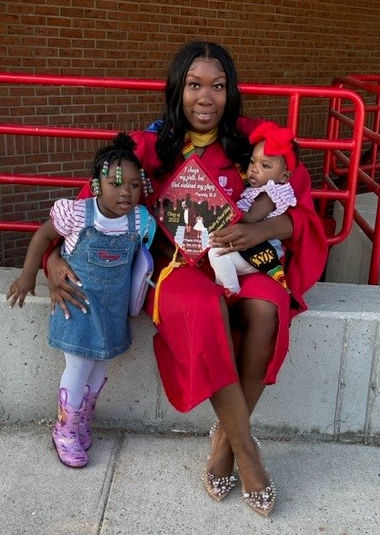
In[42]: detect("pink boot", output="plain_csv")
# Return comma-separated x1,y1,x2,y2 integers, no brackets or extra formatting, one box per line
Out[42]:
52,388,88,468
79,378,107,451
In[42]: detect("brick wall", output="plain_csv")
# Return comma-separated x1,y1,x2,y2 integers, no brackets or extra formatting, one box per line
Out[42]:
1,0,380,265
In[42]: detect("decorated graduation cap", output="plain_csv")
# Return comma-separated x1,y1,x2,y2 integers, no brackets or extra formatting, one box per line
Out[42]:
249,121,297,172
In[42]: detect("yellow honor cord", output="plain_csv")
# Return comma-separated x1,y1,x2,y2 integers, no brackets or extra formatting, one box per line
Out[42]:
152,246,185,325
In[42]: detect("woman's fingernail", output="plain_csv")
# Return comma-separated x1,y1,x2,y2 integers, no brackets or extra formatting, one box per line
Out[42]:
84,299,90,305
81,308,87,314
65,314,70,320
76,281,83,287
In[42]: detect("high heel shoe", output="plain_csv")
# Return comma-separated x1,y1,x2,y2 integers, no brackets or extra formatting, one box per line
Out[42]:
204,421,237,501
241,436,276,517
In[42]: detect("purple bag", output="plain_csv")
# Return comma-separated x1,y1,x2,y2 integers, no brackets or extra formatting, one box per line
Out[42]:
129,242,154,317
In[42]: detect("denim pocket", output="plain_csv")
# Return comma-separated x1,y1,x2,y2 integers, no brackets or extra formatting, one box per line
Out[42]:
87,247,131,282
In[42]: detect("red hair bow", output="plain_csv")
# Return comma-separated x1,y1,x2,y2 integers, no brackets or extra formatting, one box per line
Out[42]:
249,121,296,172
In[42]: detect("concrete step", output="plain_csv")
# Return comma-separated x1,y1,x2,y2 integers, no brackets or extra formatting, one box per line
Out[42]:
1,267,380,443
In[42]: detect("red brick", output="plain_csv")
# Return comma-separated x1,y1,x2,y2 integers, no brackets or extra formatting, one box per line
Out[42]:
2,0,380,266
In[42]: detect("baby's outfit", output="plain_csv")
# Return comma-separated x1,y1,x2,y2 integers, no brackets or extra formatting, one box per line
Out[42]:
49,197,153,359
208,180,296,294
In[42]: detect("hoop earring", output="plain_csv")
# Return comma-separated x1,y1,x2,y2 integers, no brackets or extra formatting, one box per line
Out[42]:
91,177,101,196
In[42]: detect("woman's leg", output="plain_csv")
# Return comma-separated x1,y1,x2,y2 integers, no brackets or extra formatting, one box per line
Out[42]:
207,297,277,491
210,384,271,491
236,297,277,413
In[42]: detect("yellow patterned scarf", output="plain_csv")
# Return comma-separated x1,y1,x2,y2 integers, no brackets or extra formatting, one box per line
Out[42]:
189,128,218,147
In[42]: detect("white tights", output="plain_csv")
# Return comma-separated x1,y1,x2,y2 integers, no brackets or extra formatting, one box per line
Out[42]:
60,352,110,409
208,248,257,294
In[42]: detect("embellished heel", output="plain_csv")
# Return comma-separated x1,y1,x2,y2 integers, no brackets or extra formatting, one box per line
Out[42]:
242,484,276,517
204,471,237,501
203,421,237,501
241,436,276,517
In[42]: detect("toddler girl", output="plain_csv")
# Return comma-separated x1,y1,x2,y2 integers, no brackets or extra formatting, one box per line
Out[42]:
6,132,156,468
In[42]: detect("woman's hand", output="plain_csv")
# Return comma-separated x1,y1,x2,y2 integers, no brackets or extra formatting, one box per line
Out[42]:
208,214,293,254
46,247,88,319
208,222,262,253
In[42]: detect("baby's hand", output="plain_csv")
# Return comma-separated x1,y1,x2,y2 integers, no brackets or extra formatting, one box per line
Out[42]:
6,275,36,308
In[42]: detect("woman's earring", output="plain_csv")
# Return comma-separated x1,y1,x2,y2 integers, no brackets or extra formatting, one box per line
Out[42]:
91,177,101,196
140,168,153,197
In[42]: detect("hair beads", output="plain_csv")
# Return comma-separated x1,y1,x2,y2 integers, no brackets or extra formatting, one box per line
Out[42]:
101,161,109,178
140,169,153,197
93,133,154,198
91,177,101,196
115,164,123,186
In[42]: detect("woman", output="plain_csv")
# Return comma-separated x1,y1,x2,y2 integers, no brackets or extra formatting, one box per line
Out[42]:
46,42,328,516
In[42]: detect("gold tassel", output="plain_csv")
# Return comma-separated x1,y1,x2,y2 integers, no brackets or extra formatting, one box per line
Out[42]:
153,246,185,325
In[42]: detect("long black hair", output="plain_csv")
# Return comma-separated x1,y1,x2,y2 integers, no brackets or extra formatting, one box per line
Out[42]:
156,41,251,175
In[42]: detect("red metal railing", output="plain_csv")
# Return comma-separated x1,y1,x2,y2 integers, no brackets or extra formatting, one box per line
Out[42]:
0,72,365,247
331,75,380,284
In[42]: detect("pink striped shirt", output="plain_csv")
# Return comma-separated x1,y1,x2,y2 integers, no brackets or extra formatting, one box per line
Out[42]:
50,198,145,254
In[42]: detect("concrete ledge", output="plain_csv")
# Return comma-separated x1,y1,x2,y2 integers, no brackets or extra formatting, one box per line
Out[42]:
326,192,379,284
1,267,380,443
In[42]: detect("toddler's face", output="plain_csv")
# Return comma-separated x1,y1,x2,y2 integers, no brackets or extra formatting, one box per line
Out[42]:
96,160,141,218
247,141,289,188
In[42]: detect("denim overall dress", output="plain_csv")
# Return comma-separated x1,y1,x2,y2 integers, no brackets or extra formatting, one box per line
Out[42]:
49,198,139,360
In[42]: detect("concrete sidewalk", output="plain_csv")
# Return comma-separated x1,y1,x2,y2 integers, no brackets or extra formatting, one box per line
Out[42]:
1,425,379,535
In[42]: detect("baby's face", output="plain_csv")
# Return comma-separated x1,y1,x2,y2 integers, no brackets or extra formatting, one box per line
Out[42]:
247,141,288,188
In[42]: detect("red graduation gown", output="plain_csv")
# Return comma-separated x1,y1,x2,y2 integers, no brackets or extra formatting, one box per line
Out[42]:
76,118,328,412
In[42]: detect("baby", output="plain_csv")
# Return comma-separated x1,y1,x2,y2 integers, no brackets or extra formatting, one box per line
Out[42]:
208,121,297,295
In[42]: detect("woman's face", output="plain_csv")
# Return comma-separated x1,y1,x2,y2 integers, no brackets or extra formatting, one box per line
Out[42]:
182,57,227,134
